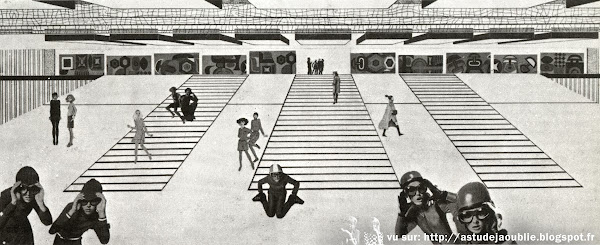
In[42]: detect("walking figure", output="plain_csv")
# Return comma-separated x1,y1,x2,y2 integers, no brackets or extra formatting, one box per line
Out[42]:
378,95,402,137
166,87,185,123
248,112,268,162
66,94,77,147
333,71,340,104
127,110,153,164
237,118,254,171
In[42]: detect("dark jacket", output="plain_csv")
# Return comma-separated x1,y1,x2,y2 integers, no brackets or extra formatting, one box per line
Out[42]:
395,192,464,244
258,174,299,196
49,203,110,244
0,188,52,245
50,100,61,120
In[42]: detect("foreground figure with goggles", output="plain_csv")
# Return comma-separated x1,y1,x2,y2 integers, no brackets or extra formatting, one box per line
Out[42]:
50,179,110,244
253,164,304,218
395,171,463,243
0,166,52,245
457,182,516,244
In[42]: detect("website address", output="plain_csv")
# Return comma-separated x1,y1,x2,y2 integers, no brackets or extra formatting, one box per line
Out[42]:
386,233,596,243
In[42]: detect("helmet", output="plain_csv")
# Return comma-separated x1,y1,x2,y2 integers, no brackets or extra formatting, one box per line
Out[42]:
458,182,492,210
269,164,283,174
81,179,103,200
400,171,423,188
16,166,39,185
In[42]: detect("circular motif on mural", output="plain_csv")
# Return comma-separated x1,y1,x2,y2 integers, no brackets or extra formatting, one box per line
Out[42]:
286,53,296,64
131,57,140,71
179,59,195,74
120,56,131,69
277,55,286,65
411,58,428,73
140,57,149,70
281,64,293,74
372,60,380,67
385,57,394,69
109,59,120,69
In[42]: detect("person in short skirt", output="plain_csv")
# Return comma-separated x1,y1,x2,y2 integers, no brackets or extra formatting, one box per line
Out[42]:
65,94,77,147
248,112,268,163
127,110,153,164
378,95,402,137
237,118,254,171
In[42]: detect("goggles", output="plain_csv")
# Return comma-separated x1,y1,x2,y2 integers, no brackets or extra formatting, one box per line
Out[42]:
17,184,40,195
78,198,101,206
458,205,491,223
270,172,282,178
404,184,427,196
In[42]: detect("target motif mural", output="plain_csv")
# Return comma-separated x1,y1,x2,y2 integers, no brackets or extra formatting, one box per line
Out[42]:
249,51,296,74
398,55,443,73
446,53,491,74
202,55,247,75
492,55,537,74
540,53,585,74
59,54,104,76
154,53,199,75
107,56,152,75
351,53,396,74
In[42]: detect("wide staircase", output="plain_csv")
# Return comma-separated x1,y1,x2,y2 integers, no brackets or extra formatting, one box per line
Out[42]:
66,75,247,192
401,74,580,189
248,74,400,190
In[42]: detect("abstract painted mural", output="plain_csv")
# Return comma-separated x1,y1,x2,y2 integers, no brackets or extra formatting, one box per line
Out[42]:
154,53,200,75
493,55,538,74
249,51,296,74
398,55,443,73
540,53,585,74
446,53,491,74
202,55,247,75
350,53,395,74
107,56,152,75
59,54,104,76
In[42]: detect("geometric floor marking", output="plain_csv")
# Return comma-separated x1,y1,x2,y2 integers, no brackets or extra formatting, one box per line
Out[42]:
249,74,400,190
401,73,581,189
65,75,247,192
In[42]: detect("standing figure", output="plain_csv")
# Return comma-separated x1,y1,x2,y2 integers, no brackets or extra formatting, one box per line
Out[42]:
364,217,384,245
237,118,254,171
49,92,61,145
252,164,304,218
180,88,198,122
312,61,318,75
307,57,312,75
320,59,325,74
165,87,185,123
49,179,110,245
378,95,402,137
340,216,360,245
0,166,52,245
395,171,463,244
457,182,516,244
66,94,77,147
248,112,268,162
332,72,341,104
127,110,153,164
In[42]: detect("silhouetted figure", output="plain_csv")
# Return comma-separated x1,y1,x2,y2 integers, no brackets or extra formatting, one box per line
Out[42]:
252,164,304,218
49,92,61,145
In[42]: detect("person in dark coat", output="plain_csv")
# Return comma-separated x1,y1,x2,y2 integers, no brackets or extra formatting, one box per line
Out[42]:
180,88,198,122
165,87,185,123
307,57,312,75
252,164,304,218
456,182,516,244
395,171,463,244
49,179,110,245
0,166,52,245
332,72,341,104
49,92,61,145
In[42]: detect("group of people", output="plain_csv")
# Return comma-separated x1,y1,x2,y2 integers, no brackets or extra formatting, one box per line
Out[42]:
307,58,325,75
395,171,515,244
165,87,198,123
236,113,268,171
0,167,110,245
341,217,384,245
49,93,77,147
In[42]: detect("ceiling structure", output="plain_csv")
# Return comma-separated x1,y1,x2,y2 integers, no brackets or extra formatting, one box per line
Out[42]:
0,0,599,45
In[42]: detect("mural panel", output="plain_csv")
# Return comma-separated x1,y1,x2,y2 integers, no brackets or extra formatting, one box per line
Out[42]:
107,56,152,75
493,55,538,74
540,53,585,74
202,55,247,75
154,53,199,75
446,53,491,74
249,51,296,74
398,55,443,73
350,53,395,74
59,54,104,76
